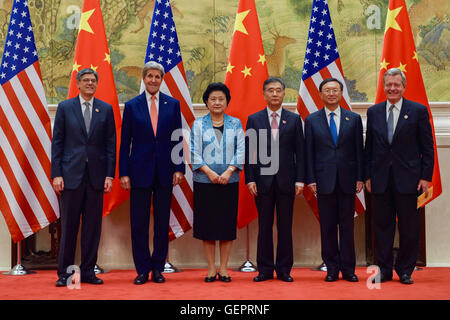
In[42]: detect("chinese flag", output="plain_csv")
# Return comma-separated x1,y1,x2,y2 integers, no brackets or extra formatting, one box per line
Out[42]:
68,0,129,216
225,0,269,228
376,0,442,207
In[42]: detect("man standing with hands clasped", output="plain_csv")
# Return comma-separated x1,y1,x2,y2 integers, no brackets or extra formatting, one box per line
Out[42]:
52,68,116,287
245,77,305,283
305,78,364,282
365,68,434,285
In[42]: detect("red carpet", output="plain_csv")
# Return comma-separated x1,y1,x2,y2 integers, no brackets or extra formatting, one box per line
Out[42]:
1,267,449,300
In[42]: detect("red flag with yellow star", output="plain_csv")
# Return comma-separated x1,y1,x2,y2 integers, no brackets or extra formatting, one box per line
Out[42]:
376,0,441,207
225,0,269,228
68,0,129,216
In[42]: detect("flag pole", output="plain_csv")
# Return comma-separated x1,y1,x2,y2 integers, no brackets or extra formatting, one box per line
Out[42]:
163,251,182,273
237,225,257,272
94,264,108,274
3,241,35,276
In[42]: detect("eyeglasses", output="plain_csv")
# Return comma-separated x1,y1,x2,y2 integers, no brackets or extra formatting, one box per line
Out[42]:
81,78,97,83
322,89,340,94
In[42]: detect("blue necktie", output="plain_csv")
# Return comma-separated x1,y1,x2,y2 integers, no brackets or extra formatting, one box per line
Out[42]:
329,112,338,146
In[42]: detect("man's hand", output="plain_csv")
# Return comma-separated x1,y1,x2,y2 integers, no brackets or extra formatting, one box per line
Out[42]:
53,177,64,195
365,179,371,193
295,184,304,196
104,177,113,193
417,179,430,197
173,171,185,186
120,176,131,190
356,181,363,193
308,183,317,195
247,182,258,197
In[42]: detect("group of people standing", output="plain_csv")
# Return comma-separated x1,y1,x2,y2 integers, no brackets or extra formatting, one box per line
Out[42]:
51,61,434,287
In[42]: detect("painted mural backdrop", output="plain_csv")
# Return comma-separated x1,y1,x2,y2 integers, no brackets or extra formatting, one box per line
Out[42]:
0,0,448,104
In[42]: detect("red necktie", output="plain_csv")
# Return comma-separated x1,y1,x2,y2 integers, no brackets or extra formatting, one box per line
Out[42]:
150,95,158,136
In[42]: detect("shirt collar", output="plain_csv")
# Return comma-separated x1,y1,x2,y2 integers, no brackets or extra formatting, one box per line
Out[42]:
324,106,340,117
387,97,403,111
79,95,94,106
145,90,160,102
267,106,282,118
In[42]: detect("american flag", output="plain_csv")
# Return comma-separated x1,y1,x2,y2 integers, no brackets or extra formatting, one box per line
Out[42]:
143,0,195,240
0,0,59,242
297,0,366,215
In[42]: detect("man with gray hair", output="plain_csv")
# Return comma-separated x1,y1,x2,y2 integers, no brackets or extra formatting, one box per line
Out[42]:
52,68,116,286
365,67,434,284
245,76,305,283
119,61,185,285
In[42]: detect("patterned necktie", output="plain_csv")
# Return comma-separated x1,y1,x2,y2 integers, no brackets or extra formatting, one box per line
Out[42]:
83,101,91,133
271,112,278,140
150,95,158,136
329,112,338,146
387,104,395,144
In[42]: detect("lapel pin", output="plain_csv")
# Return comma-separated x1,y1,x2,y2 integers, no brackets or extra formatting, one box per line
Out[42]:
164,101,167,104
345,117,350,121
95,108,100,112
404,115,408,119
282,120,287,124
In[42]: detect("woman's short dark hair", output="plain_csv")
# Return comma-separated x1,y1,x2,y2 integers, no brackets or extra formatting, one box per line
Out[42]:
319,78,344,92
202,82,231,105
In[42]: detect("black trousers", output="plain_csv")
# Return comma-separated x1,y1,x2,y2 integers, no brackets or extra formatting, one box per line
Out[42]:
373,171,419,278
57,167,103,279
254,181,295,276
130,172,173,275
317,187,356,277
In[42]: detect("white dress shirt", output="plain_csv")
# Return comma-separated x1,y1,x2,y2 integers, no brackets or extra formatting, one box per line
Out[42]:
386,98,403,132
79,96,94,119
324,106,341,135
266,106,282,127
145,90,160,116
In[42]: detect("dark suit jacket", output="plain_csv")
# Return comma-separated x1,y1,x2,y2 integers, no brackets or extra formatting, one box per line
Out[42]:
244,108,305,195
305,107,364,195
364,98,434,194
51,96,116,190
119,91,185,188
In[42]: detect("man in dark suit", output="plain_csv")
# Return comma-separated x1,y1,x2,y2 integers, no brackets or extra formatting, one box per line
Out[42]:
245,77,305,282
51,68,116,286
305,78,364,282
365,68,434,285
119,61,185,285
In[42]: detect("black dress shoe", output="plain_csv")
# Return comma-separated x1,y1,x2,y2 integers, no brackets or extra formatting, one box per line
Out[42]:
134,273,149,285
218,273,232,282
55,276,68,287
342,274,359,282
253,273,274,282
325,274,338,282
400,274,414,285
81,275,103,285
204,274,217,283
277,273,294,282
151,270,166,283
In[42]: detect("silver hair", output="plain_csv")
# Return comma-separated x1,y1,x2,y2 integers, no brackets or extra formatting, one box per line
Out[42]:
383,68,406,86
76,68,98,82
142,61,165,78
